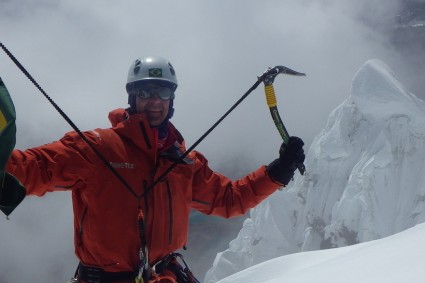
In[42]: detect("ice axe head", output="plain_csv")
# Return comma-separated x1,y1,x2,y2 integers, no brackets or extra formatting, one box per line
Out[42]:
260,66,306,85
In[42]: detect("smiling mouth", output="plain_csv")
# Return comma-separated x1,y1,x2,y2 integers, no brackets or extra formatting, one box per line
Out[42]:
146,109,164,120
147,109,162,115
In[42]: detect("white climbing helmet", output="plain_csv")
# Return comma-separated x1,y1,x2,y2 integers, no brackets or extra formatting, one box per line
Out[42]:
126,56,178,94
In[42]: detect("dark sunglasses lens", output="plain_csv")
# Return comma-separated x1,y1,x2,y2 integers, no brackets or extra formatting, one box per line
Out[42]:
136,86,174,100
138,89,151,99
158,88,174,100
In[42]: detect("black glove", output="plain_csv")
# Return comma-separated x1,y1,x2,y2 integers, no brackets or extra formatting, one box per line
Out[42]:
267,136,305,185
0,171,26,217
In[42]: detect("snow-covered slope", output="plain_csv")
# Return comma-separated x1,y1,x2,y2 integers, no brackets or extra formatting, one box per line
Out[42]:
205,59,425,282
216,222,425,283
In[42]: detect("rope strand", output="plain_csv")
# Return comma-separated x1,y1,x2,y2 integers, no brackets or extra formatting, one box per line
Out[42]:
0,42,139,198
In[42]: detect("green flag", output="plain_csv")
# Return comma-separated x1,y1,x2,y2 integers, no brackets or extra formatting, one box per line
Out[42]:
0,77,17,171
0,76,25,216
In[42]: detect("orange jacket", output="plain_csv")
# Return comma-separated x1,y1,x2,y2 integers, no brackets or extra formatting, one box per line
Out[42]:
6,108,282,272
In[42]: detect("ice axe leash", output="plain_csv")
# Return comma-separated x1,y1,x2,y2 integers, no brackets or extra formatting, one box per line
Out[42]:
262,66,306,175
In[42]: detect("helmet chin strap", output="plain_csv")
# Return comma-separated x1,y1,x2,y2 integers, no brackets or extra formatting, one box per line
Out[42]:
128,94,137,114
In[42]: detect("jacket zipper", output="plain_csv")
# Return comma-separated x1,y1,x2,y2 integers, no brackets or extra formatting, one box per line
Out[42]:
78,204,88,247
165,180,173,244
142,180,149,220
139,122,152,150
140,121,174,245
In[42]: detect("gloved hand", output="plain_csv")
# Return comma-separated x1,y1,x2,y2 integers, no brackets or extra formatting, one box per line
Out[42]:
266,136,305,185
0,171,26,216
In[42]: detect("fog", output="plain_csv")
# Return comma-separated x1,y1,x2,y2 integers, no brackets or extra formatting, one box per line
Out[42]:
1,0,424,282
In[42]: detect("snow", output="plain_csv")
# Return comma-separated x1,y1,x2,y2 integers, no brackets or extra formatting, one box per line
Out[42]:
216,223,425,283
206,59,425,282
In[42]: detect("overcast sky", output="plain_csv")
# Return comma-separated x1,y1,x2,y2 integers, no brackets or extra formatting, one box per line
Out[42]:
1,0,424,282
2,0,422,162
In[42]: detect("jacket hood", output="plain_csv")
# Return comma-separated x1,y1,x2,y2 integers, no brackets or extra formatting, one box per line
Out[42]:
108,108,131,127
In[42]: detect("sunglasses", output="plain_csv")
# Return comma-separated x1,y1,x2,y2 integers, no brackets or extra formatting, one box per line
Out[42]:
131,84,175,100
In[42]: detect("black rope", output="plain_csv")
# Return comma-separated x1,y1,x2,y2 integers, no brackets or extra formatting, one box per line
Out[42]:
1,42,268,281
0,42,139,199
1,41,265,196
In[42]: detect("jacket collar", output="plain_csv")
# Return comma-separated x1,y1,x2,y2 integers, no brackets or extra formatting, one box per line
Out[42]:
108,108,184,153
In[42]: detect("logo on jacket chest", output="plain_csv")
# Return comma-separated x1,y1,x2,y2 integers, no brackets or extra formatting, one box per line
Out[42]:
109,162,135,169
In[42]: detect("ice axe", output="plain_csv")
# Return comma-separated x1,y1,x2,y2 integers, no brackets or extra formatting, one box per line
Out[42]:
259,66,306,175
150,66,307,188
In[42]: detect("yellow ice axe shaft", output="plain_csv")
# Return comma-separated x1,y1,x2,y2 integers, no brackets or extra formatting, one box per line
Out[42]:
264,84,290,144
260,66,306,175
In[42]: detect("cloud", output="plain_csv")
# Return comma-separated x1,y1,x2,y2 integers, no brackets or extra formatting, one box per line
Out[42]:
1,0,419,151
0,0,423,281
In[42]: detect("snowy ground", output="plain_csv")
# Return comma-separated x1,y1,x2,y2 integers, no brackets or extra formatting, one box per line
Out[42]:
216,222,425,283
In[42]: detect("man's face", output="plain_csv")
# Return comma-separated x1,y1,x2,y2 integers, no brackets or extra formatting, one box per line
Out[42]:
135,84,172,127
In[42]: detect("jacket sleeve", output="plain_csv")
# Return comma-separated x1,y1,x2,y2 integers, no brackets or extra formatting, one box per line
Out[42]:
5,131,98,196
190,151,283,218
